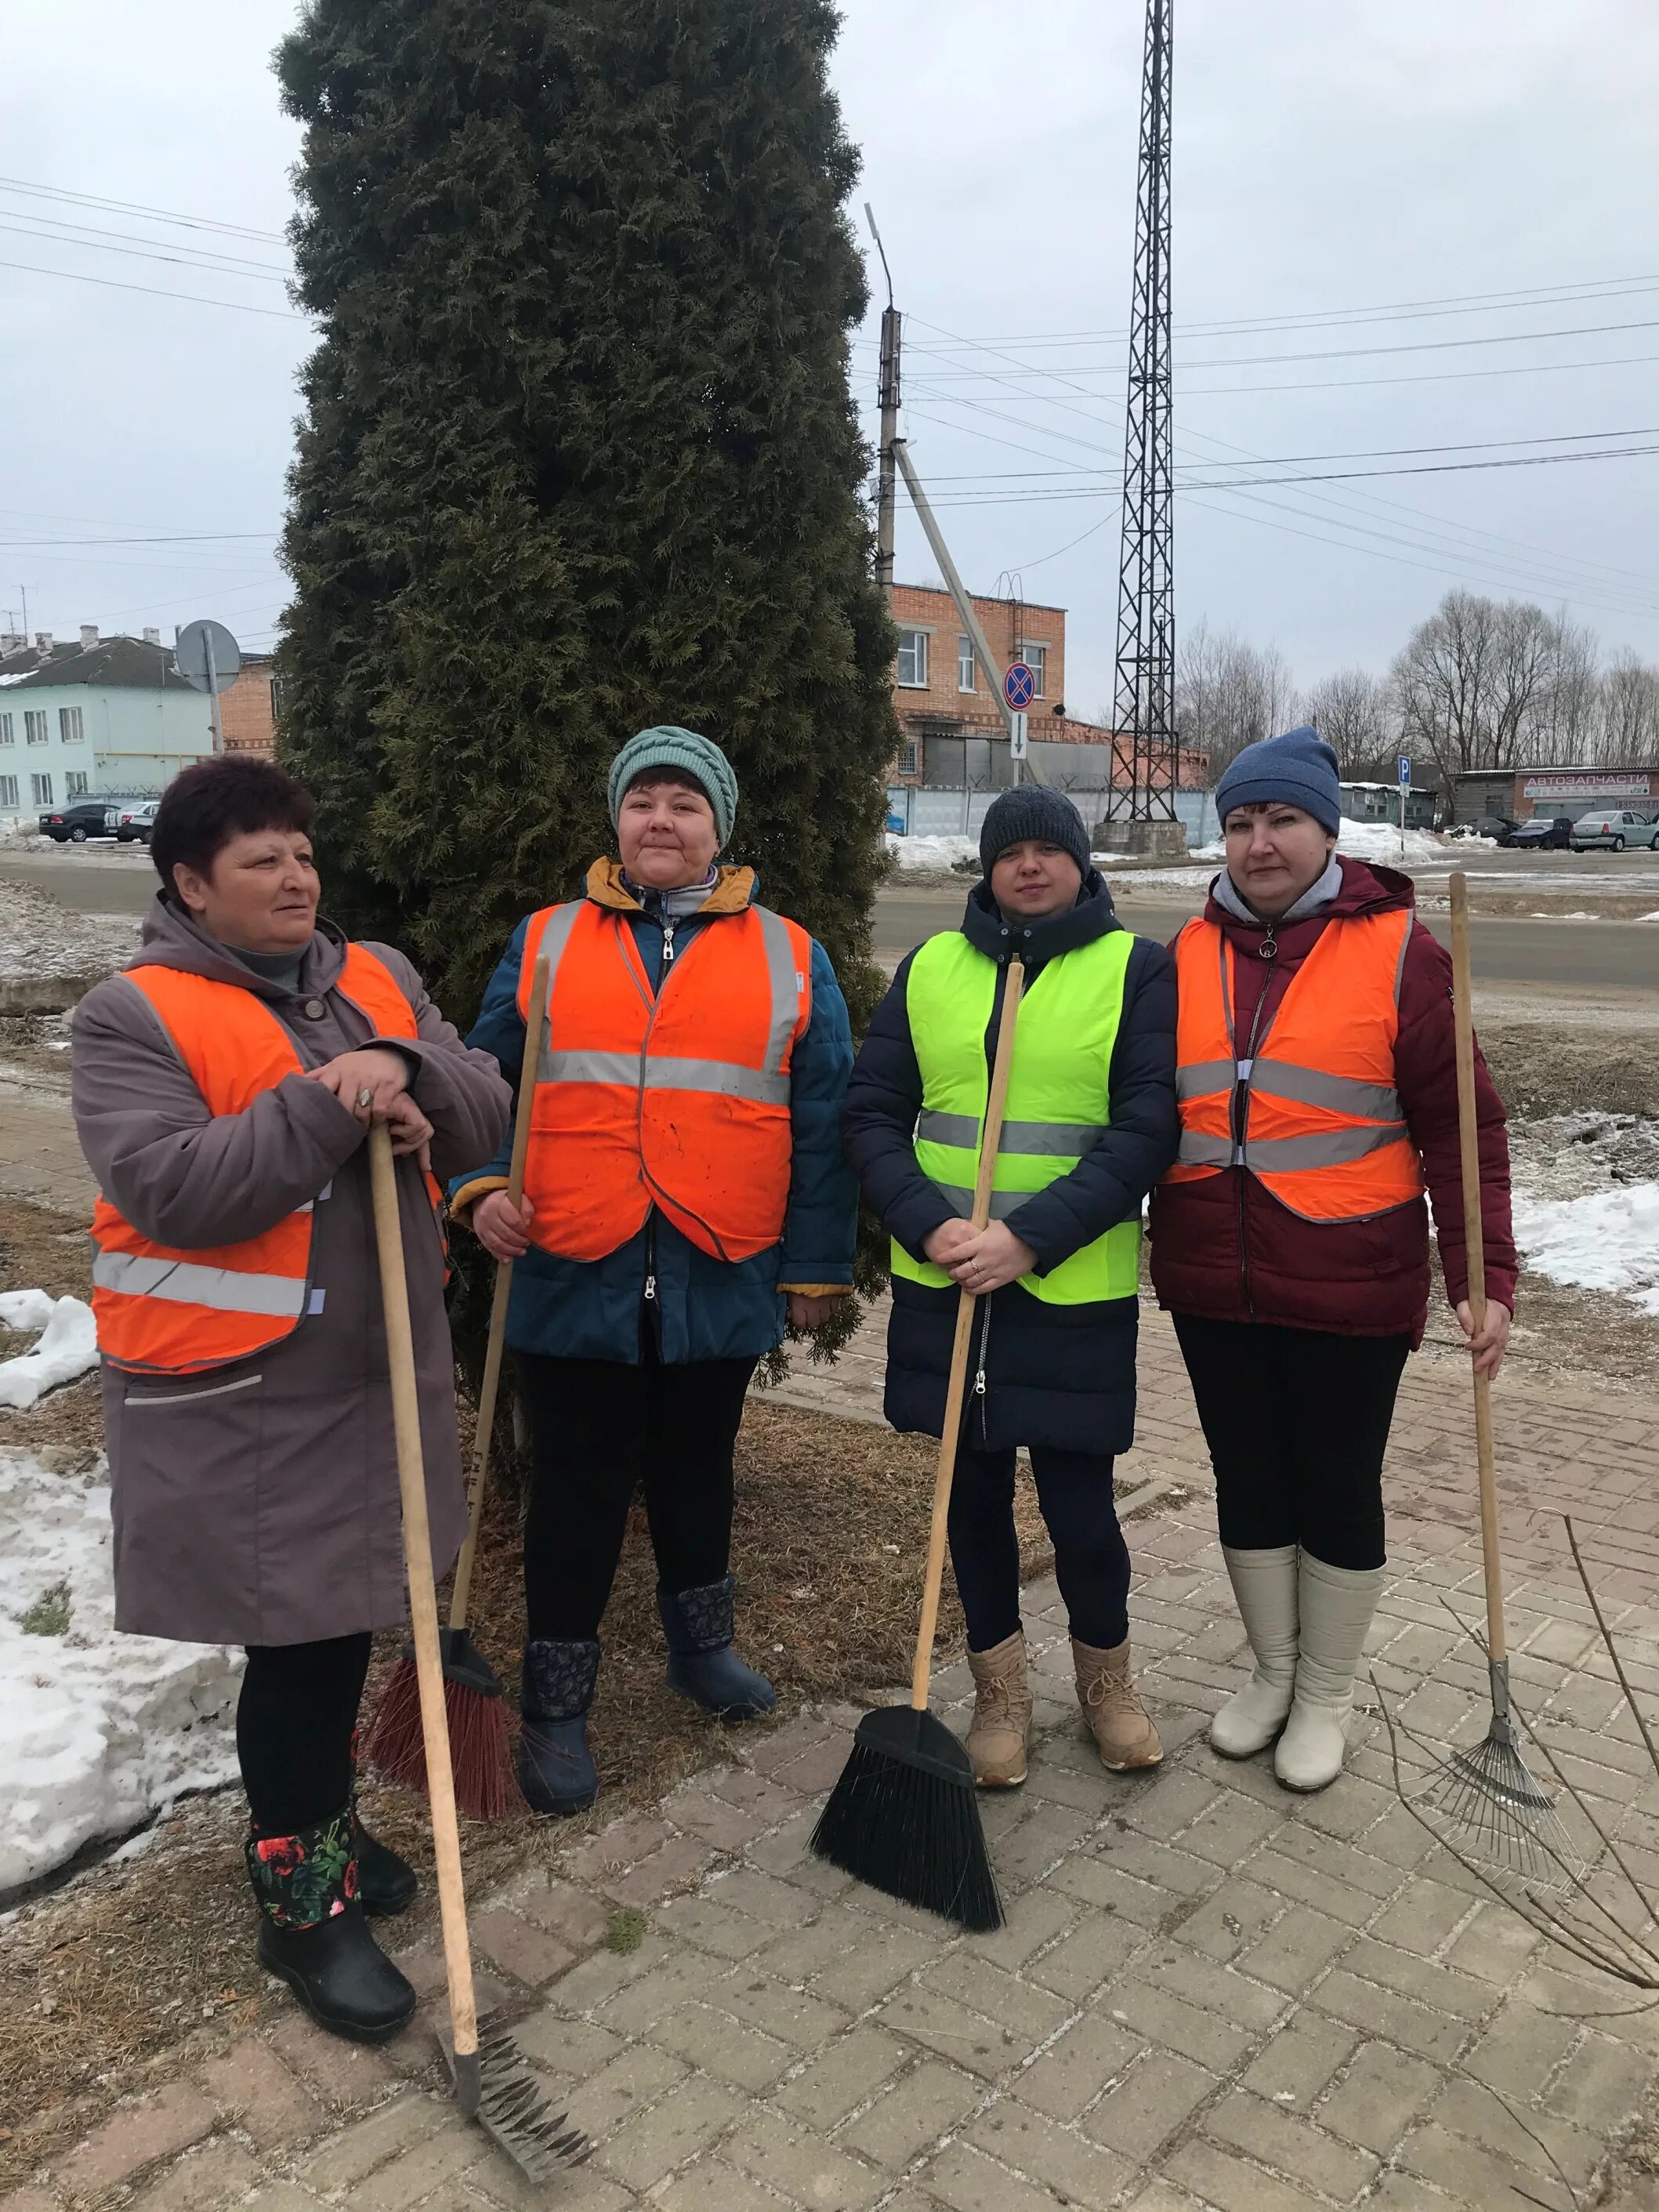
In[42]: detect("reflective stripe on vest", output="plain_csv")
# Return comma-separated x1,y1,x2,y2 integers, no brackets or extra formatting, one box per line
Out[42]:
890,928,1140,1307
516,895,811,1264
90,945,436,1374
1165,909,1426,1222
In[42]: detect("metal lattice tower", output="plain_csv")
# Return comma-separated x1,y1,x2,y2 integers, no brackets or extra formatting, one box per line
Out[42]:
1103,0,1177,826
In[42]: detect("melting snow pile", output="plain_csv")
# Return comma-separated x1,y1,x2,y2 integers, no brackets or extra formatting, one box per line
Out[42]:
1512,1186,1659,1318
1335,818,1447,866
0,1295,97,1409
884,832,980,872
0,1453,242,1892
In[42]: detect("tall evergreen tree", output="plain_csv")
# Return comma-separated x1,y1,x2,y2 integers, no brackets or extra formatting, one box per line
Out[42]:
275,0,896,1026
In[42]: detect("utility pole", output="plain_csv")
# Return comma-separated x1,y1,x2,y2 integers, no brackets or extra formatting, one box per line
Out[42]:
865,205,900,604
893,439,1045,787
1099,0,1183,857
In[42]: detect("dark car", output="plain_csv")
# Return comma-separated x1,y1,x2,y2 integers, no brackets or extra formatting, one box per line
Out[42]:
38,800,121,843
1499,816,1574,850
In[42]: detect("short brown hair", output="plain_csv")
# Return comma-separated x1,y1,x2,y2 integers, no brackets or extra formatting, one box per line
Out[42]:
151,757,315,889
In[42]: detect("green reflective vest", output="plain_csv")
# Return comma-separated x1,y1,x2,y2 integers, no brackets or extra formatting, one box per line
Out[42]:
891,927,1141,1307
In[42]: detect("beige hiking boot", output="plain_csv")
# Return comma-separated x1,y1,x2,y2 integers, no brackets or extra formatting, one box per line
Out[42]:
965,1631,1032,1787
1073,1637,1163,1771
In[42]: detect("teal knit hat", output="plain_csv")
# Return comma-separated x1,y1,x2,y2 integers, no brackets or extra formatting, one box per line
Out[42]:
607,726,738,850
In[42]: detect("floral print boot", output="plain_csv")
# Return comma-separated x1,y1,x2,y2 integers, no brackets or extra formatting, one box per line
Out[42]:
245,1807,415,2044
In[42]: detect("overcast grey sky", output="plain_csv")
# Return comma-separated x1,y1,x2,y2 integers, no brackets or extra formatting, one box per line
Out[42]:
5,0,1659,717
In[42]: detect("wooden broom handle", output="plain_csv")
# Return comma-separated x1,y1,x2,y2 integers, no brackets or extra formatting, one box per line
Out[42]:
911,955,1026,1710
1449,872,1505,1663
369,1123,480,2078
449,952,552,1630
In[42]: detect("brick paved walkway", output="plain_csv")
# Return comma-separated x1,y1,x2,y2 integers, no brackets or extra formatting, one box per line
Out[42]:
10,1314,1659,2212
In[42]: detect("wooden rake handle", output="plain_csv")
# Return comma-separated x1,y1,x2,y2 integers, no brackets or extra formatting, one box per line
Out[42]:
910,955,1026,1711
1449,872,1505,1664
449,952,552,1632
368,1123,480,2091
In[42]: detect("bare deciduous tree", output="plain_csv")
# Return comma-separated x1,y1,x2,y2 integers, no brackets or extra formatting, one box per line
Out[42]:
1300,667,1396,778
1599,649,1659,765
1390,591,1585,785
1176,618,1295,778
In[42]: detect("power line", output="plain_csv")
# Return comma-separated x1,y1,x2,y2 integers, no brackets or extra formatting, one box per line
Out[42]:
920,443,1659,501
0,256,307,321
0,533,277,549
1181,350,1659,397
0,213,291,281
0,176,285,245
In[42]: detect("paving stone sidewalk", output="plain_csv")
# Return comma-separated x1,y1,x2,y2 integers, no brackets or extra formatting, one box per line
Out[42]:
11,1318,1659,2212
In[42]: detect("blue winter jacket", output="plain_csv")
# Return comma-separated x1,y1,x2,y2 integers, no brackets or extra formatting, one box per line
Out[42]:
451,864,857,1365
843,872,1178,1454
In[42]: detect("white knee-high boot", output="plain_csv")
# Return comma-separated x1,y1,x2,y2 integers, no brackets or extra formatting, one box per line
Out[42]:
1211,1545,1299,1758
1273,1552,1385,1792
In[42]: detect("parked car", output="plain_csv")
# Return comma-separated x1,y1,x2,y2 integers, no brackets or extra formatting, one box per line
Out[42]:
38,800,121,843
1467,816,1516,841
1568,808,1659,854
1499,816,1574,850
116,800,160,844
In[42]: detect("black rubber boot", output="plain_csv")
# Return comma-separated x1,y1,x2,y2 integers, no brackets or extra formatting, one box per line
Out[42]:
518,1638,601,1817
353,1821,418,1917
658,1574,777,1720
246,1811,415,2043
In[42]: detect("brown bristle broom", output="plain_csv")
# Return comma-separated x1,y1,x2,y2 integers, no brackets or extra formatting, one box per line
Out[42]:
364,952,551,1821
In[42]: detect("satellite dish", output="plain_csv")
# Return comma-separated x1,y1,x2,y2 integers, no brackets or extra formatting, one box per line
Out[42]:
175,619,241,694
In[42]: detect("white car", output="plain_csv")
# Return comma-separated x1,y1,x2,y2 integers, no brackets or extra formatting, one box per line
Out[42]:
1569,808,1659,853
116,800,160,845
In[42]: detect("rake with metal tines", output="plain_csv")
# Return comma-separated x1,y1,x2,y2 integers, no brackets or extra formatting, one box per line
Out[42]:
1423,874,1577,1894
368,1125,588,2177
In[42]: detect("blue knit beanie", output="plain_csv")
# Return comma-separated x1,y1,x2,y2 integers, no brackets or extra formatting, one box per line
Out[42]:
607,726,739,850
1214,726,1342,836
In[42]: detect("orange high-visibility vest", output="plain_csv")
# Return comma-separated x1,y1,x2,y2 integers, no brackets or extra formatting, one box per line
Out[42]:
91,946,441,1375
516,896,812,1264
1165,909,1425,1223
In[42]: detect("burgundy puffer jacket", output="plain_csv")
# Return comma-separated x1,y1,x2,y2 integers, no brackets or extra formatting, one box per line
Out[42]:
1147,857,1518,1344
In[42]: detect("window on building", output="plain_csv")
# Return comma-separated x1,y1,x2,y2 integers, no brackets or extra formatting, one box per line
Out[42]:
24,709,49,745
0,713,13,745
897,738,920,775
896,629,929,688
59,705,84,744
0,775,17,810
31,774,53,807
958,636,976,692
64,771,89,798
1017,644,1047,698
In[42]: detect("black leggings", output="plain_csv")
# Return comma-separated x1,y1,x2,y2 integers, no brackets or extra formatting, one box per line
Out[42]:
1173,1314,1411,1572
949,1441,1130,1652
518,1348,758,1641
237,1631,372,1836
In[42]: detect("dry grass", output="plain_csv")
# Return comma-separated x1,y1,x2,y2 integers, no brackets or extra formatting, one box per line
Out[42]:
0,1394,1047,2184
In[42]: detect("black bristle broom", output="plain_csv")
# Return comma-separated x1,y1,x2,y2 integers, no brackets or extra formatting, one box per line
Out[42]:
364,952,551,1822
811,952,1027,1933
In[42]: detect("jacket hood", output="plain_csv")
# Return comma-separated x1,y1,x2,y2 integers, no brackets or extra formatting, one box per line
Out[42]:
962,865,1121,965
585,857,757,915
130,893,350,997
1201,852,1414,934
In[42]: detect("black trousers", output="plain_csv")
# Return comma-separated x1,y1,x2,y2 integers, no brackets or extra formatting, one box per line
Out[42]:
517,1347,758,1641
948,1441,1130,1653
237,1631,372,1837
1173,1314,1411,1572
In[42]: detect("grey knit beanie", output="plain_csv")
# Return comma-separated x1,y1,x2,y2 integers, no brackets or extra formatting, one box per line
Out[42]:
979,785,1091,882
607,726,739,850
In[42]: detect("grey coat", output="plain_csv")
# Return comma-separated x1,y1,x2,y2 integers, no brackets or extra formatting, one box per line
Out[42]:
71,897,513,1647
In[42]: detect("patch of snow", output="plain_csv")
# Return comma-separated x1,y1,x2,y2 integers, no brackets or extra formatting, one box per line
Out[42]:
884,832,980,872
1641,912,1659,923
0,879,143,981
1527,911,1601,922
0,1289,56,1333
1512,1181,1659,1316
0,1452,241,1893
1335,817,1447,866
0,1296,98,1409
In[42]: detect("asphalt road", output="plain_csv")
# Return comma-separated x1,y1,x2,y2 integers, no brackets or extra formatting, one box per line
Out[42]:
875,887,1659,993
0,846,156,913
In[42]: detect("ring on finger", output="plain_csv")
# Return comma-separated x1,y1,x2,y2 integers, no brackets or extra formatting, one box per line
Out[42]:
356,1086,375,1108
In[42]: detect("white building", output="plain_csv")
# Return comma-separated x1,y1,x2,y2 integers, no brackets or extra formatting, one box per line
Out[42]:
0,627,213,821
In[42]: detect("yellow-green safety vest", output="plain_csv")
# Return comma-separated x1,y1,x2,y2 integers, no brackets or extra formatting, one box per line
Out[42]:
891,927,1141,1306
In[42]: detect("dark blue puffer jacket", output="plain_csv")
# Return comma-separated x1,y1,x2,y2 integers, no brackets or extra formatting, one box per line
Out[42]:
843,872,1177,1454
451,865,857,1365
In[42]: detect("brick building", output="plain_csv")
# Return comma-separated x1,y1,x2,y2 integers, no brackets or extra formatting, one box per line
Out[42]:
218,655,277,758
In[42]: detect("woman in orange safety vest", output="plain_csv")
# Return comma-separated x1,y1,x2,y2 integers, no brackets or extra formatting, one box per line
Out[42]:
451,727,858,1819
71,756,510,2044
1149,729,1518,1793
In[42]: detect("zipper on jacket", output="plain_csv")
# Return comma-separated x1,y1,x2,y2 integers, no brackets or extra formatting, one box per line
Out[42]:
661,916,677,967
1233,928,1278,1322
972,1295,994,1447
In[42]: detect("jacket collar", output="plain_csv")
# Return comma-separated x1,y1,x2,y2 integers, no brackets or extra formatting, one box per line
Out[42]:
132,893,348,998
585,856,757,916
1201,853,1416,938
1211,851,1344,928
961,867,1122,965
